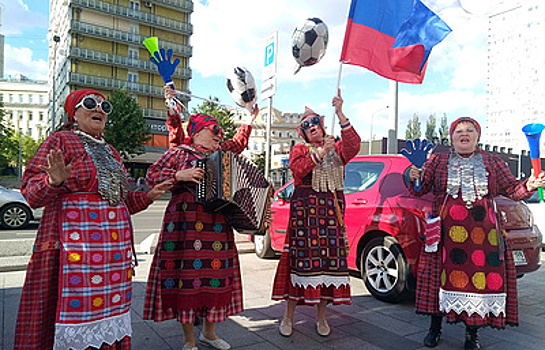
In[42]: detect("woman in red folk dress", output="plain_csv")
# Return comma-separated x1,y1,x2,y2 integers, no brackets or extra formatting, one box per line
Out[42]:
272,90,361,337
14,89,172,350
409,117,544,350
144,88,258,350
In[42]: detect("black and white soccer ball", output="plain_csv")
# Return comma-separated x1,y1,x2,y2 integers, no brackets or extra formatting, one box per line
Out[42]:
292,17,329,74
226,66,257,110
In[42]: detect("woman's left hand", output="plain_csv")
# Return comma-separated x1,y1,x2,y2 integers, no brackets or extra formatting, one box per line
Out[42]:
248,103,259,125
526,170,545,191
146,179,175,202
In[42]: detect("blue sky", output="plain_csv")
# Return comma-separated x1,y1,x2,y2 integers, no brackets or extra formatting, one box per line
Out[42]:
3,0,496,139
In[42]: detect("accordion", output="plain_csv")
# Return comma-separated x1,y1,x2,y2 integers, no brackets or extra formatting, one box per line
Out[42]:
196,150,273,234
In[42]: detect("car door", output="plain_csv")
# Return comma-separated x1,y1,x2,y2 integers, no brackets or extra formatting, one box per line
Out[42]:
269,182,294,251
343,158,390,267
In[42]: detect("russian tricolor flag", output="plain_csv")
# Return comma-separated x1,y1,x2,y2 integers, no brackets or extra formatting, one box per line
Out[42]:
340,0,452,84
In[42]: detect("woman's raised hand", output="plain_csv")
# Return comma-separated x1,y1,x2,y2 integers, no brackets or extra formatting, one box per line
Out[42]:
38,150,72,187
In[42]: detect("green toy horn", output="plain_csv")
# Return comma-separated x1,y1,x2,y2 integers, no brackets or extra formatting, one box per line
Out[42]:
143,37,160,56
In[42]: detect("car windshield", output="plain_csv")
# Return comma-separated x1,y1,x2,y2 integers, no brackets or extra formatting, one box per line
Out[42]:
344,161,384,194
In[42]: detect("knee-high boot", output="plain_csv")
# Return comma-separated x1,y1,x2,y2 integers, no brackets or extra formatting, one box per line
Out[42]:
464,327,481,350
423,315,443,347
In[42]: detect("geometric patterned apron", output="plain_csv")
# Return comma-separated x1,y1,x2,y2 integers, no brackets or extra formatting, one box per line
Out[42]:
439,195,507,320
54,193,133,350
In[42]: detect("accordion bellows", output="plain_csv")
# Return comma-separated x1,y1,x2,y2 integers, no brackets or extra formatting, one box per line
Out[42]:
196,150,273,234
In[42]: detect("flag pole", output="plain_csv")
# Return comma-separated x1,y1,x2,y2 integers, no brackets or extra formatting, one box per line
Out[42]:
331,62,343,135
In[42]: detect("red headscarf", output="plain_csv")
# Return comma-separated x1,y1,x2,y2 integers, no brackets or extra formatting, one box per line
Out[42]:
449,116,481,139
64,89,106,121
185,113,222,144
296,106,325,142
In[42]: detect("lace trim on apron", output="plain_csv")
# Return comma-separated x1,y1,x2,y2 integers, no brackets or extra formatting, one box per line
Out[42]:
75,130,128,206
446,151,488,208
308,144,344,193
54,312,131,350
439,289,506,318
290,274,350,289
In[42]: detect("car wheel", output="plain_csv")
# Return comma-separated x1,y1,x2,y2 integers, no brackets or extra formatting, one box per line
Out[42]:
254,229,276,259
0,203,32,229
360,236,409,303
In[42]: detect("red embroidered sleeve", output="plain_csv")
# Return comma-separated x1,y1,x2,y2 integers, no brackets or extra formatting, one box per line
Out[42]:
488,153,533,201
21,133,70,208
335,125,361,164
289,144,316,180
220,124,252,154
145,147,184,188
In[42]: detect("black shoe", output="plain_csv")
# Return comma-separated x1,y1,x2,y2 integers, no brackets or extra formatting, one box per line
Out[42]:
423,328,442,347
464,328,481,350
423,315,443,347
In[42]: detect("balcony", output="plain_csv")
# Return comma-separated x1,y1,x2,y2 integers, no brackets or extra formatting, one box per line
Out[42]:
142,108,168,120
151,0,193,12
71,0,193,35
71,21,192,57
69,47,192,79
69,72,191,101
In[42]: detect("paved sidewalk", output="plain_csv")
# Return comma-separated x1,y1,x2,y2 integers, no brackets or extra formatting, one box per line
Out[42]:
2,250,545,349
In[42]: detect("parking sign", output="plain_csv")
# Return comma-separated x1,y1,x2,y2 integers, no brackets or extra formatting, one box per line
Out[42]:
262,31,278,81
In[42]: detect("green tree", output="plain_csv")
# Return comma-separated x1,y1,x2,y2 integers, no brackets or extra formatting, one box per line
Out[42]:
104,89,151,161
405,113,421,139
254,151,266,172
425,113,437,142
191,97,237,140
438,113,450,146
0,106,17,172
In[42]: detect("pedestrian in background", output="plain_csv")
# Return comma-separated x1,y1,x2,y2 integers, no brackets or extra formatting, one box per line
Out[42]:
143,87,258,350
271,90,361,337
409,117,544,350
13,89,172,350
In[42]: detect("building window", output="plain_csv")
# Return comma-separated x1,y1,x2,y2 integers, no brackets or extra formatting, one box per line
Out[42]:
128,72,138,83
129,1,140,11
29,112,33,121
9,94,13,103
39,112,44,121
0,94,3,102
40,95,45,104
29,95,34,104
19,94,24,103
28,129,32,136
128,48,139,60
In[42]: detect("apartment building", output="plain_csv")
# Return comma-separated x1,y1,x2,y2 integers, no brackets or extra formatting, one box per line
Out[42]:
49,0,193,153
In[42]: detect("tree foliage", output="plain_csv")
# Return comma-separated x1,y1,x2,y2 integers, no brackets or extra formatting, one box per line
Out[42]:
438,114,450,146
405,113,422,139
425,114,437,142
0,105,17,172
191,97,237,140
103,89,151,161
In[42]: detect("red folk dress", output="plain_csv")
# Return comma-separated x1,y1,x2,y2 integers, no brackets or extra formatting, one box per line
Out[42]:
14,131,152,350
412,151,534,328
272,124,361,305
144,125,252,324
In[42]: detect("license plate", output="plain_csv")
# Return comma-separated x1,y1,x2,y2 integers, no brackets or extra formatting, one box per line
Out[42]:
512,250,527,266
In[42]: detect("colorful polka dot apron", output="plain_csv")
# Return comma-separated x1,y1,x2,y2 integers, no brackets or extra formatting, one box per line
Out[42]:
54,193,133,350
438,195,507,320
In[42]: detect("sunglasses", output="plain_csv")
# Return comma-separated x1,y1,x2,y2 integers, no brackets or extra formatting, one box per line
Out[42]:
300,115,322,130
198,124,223,136
75,96,113,115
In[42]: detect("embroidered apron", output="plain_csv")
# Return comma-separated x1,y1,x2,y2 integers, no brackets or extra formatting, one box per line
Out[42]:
438,195,507,319
54,193,133,350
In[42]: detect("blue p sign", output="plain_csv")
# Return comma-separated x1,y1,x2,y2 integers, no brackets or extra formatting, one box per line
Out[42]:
265,43,275,67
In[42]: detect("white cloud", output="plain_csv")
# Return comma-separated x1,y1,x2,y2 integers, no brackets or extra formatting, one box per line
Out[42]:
1,0,48,35
4,44,48,81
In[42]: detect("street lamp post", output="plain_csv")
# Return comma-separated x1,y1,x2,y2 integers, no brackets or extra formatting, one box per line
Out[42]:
51,35,60,135
369,106,389,155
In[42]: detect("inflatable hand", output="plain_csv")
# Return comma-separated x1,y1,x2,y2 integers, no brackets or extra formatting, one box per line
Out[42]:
150,48,180,85
400,138,433,191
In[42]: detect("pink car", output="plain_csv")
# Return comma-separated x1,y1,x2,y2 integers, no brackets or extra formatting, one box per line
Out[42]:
253,155,542,302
